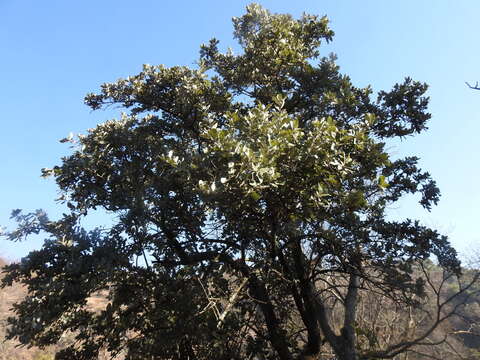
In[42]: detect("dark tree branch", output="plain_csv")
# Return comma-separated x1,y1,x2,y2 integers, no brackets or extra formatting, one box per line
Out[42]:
466,81,480,90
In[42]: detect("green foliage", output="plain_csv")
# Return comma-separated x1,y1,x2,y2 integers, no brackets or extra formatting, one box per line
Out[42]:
1,4,463,360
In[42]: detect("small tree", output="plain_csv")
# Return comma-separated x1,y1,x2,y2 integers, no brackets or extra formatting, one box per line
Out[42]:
2,4,469,360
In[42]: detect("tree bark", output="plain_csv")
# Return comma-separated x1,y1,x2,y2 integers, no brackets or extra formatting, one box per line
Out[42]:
342,272,360,360
291,243,322,358
247,273,294,360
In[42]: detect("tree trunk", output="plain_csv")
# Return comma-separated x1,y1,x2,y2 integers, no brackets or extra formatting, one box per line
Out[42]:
341,272,360,360
247,273,294,360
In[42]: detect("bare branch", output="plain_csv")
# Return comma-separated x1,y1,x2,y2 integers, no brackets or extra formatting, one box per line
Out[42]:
466,81,480,90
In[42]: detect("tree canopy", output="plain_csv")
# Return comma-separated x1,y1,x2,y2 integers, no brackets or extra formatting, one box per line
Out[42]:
1,4,470,360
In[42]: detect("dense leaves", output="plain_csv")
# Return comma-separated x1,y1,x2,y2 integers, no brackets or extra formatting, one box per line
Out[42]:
2,4,466,360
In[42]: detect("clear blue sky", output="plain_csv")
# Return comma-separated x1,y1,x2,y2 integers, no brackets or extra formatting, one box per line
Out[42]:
1,1,479,261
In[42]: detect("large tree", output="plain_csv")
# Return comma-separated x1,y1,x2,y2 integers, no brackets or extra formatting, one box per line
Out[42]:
2,4,471,360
